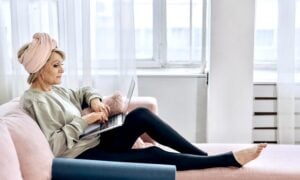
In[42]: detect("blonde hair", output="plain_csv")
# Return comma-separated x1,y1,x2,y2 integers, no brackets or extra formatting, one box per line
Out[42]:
17,44,66,84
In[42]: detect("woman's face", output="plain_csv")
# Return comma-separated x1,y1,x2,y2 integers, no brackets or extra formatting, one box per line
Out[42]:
39,52,64,85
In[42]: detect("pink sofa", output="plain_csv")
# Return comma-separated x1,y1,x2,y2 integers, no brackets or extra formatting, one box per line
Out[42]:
0,96,163,180
1,97,300,180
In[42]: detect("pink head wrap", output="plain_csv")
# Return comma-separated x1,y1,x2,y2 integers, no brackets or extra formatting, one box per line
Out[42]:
18,33,57,73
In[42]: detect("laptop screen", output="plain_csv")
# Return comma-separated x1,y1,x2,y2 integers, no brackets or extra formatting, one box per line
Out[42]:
123,78,135,114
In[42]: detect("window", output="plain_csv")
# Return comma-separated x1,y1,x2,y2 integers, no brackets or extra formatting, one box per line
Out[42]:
254,0,300,69
3,0,205,70
93,0,206,68
92,1,116,63
165,0,203,64
254,0,278,68
296,0,300,64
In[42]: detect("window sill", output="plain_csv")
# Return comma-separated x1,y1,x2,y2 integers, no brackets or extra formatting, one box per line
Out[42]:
253,69,277,84
253,69,300,84
137,68,207,78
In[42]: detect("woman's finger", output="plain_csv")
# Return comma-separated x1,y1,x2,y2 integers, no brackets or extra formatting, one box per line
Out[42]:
105,105,111,114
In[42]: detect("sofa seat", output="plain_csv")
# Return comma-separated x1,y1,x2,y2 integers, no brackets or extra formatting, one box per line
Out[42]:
2,97,299,180
177,143,300,180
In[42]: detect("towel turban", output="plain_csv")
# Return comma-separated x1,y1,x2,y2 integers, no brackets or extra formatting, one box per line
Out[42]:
18,33,57,73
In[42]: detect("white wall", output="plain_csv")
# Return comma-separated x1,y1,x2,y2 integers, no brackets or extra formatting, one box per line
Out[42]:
137,75,207,143
207,0,254,143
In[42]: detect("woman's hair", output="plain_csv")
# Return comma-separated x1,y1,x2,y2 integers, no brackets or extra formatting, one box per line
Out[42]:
17,43,66,84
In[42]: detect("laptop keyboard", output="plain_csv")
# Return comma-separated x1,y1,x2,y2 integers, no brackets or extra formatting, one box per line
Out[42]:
100,115,121,130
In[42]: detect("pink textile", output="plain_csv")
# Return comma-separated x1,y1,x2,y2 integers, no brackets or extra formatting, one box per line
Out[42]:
2,101,54,180
18,33,57,73
0,96,158,179
0,121,23,180
128,96,158,115
82,92,124,117
176,144,300,180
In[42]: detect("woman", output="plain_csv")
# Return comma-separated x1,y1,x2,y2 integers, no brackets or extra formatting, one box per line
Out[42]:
19,33,266,171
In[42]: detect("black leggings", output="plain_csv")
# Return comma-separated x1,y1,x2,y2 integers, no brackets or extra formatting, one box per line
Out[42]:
76,108,241,170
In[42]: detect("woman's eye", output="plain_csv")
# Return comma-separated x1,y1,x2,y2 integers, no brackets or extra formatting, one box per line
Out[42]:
53,63,63,68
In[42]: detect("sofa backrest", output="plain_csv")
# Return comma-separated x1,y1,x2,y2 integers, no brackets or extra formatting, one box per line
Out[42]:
0,98,54,180
0,121,23,180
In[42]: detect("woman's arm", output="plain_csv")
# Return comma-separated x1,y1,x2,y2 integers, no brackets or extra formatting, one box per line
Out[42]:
66,86,102,108
65,86,110,119
28,101,88,156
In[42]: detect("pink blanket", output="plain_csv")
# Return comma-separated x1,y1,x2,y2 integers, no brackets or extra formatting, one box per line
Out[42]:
176,144,300,180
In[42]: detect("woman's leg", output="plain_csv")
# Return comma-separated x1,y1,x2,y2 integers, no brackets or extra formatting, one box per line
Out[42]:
99,107,207,156
76,146,240,171
127,96,158,144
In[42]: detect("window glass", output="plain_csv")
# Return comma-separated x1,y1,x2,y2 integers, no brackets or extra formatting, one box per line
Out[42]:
134,0,153,60
93,0,205,67
166,0,203,63
93,0,115,61
296,0,300,61
254,0,278,64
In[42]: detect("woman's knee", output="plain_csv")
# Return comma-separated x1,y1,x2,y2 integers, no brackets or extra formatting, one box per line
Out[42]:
126,107,154,124
128,107,152,117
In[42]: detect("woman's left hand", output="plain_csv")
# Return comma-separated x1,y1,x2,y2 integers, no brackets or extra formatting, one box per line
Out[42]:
90,98,110,117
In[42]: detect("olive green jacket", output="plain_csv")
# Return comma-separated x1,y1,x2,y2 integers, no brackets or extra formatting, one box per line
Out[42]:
21,86,101,158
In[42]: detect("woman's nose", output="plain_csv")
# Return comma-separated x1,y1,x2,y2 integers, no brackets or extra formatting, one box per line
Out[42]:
60,67,64,73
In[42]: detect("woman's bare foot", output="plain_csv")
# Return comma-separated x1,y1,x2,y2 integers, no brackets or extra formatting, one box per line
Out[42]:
233,143,267,166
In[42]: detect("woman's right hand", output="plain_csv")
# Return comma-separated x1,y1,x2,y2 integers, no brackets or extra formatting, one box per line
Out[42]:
82,112,108,125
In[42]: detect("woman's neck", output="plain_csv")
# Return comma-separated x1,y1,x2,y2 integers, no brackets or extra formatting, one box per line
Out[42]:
31,80,52,92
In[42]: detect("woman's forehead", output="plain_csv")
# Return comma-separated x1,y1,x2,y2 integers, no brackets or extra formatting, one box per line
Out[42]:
48,52,64,63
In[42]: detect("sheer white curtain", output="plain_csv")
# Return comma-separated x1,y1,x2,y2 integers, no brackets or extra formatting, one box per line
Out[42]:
0,0,59,103
277,0,299,144
0,0,136,104
88,0,136,94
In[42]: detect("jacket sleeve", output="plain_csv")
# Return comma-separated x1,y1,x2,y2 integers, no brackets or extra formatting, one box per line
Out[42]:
27,101,88,156
65,86,103,107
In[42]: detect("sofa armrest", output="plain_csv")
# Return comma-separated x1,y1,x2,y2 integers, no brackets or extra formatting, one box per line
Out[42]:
52,158,176,180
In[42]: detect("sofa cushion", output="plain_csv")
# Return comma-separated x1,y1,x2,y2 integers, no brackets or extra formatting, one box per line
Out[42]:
0,100,54,180
103,92,124,116
176,144,300,180
0,97,20,117
0,121,23,180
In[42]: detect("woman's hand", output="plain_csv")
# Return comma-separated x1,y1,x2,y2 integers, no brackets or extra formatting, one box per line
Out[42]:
82,112,108,125
90,98,110,117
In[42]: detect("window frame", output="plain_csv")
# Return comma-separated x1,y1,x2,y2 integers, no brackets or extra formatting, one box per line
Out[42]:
253,0,278,71
136,0,207,69
61,0,207,70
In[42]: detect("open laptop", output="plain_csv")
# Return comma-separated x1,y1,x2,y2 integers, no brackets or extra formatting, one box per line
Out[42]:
80,78,135,138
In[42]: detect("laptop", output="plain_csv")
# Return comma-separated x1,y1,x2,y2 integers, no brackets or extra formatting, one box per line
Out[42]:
80,78,135,138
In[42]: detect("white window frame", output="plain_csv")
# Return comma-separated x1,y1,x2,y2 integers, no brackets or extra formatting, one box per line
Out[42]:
254,0,300,71
58,0,207,70
136,0,207,69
